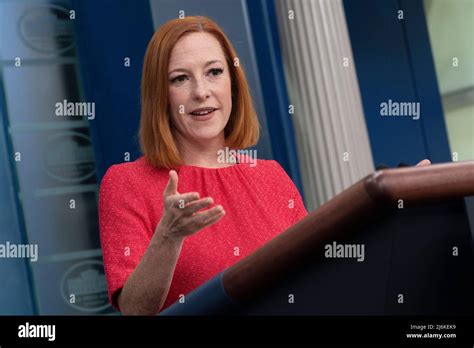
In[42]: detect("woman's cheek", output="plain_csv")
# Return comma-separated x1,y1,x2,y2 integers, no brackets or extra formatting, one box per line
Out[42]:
169,91,187,114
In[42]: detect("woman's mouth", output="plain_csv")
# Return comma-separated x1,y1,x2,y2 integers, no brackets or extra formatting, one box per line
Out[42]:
189,108,217,121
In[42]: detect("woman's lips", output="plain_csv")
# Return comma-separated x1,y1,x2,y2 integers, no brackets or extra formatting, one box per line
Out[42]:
189,109,217,121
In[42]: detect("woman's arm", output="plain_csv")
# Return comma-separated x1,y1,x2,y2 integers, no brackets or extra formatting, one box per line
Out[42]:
118,228,184,315
117,170,225,315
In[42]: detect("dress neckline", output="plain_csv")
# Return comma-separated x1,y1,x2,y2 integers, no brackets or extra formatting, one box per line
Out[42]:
178,153,255,172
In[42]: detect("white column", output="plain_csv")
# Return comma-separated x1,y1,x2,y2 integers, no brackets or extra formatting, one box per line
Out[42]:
275,0,375,210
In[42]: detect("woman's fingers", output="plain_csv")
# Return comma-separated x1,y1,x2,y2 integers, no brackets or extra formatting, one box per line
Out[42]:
170,192,200,208
163,170,179,197
200,209,226,228
181,197,214,215
193,205,225,227
160,176,225,238
416,159,431,167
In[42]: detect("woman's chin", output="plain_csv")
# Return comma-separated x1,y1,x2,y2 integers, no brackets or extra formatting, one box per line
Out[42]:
187,130,225,143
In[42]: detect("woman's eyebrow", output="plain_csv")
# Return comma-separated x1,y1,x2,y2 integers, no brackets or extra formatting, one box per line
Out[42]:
168,60,223,75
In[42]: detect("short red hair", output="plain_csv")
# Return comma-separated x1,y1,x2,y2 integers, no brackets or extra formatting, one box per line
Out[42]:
139,16,260,168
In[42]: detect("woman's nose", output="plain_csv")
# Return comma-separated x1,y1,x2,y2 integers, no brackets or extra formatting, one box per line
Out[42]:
191,79,210,100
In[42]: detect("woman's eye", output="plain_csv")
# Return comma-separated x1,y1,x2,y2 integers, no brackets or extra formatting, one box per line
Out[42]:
171,75,187,84
170,69,222,84
209,68,223,76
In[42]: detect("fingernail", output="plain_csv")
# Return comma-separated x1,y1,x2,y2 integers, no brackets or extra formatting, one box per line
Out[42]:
207,198,213,204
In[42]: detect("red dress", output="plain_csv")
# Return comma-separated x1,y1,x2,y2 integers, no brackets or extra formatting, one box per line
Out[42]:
99,155,307,312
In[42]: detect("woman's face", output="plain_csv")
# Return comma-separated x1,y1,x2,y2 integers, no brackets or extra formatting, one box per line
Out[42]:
167,32,232,146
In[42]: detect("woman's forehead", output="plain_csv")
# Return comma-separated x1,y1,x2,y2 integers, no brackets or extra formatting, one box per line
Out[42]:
169,33,225,65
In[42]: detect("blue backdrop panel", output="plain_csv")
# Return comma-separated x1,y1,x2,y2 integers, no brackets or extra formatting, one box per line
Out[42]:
70,0,154,180
343,0,451,166
246,0,304,194
399,0,451,163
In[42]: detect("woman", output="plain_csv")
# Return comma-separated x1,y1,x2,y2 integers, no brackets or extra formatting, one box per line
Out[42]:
99,15,430,316
99,16,307,315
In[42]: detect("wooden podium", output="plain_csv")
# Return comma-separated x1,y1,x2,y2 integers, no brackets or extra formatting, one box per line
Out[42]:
160,161,474,315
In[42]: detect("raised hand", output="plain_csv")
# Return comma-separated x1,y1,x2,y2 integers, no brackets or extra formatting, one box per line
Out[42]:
155,170,225,241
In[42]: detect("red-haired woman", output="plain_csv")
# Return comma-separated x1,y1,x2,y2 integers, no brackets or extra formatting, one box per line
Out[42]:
99,15,431,316
99,16,307,315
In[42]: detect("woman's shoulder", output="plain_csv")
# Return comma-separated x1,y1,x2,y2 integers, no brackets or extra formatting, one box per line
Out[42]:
236,153,277,170
248,157,288,176
101,156,168,188
250,157,298,190
102,157,141,182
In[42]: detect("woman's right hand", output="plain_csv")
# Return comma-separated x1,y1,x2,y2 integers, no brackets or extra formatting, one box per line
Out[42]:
155,170,225,241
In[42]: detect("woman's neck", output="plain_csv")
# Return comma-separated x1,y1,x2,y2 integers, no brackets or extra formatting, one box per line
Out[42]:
176,133,234,168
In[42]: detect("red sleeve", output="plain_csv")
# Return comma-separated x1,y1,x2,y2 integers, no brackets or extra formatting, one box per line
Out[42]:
98,164,151,311
269,160,308,223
